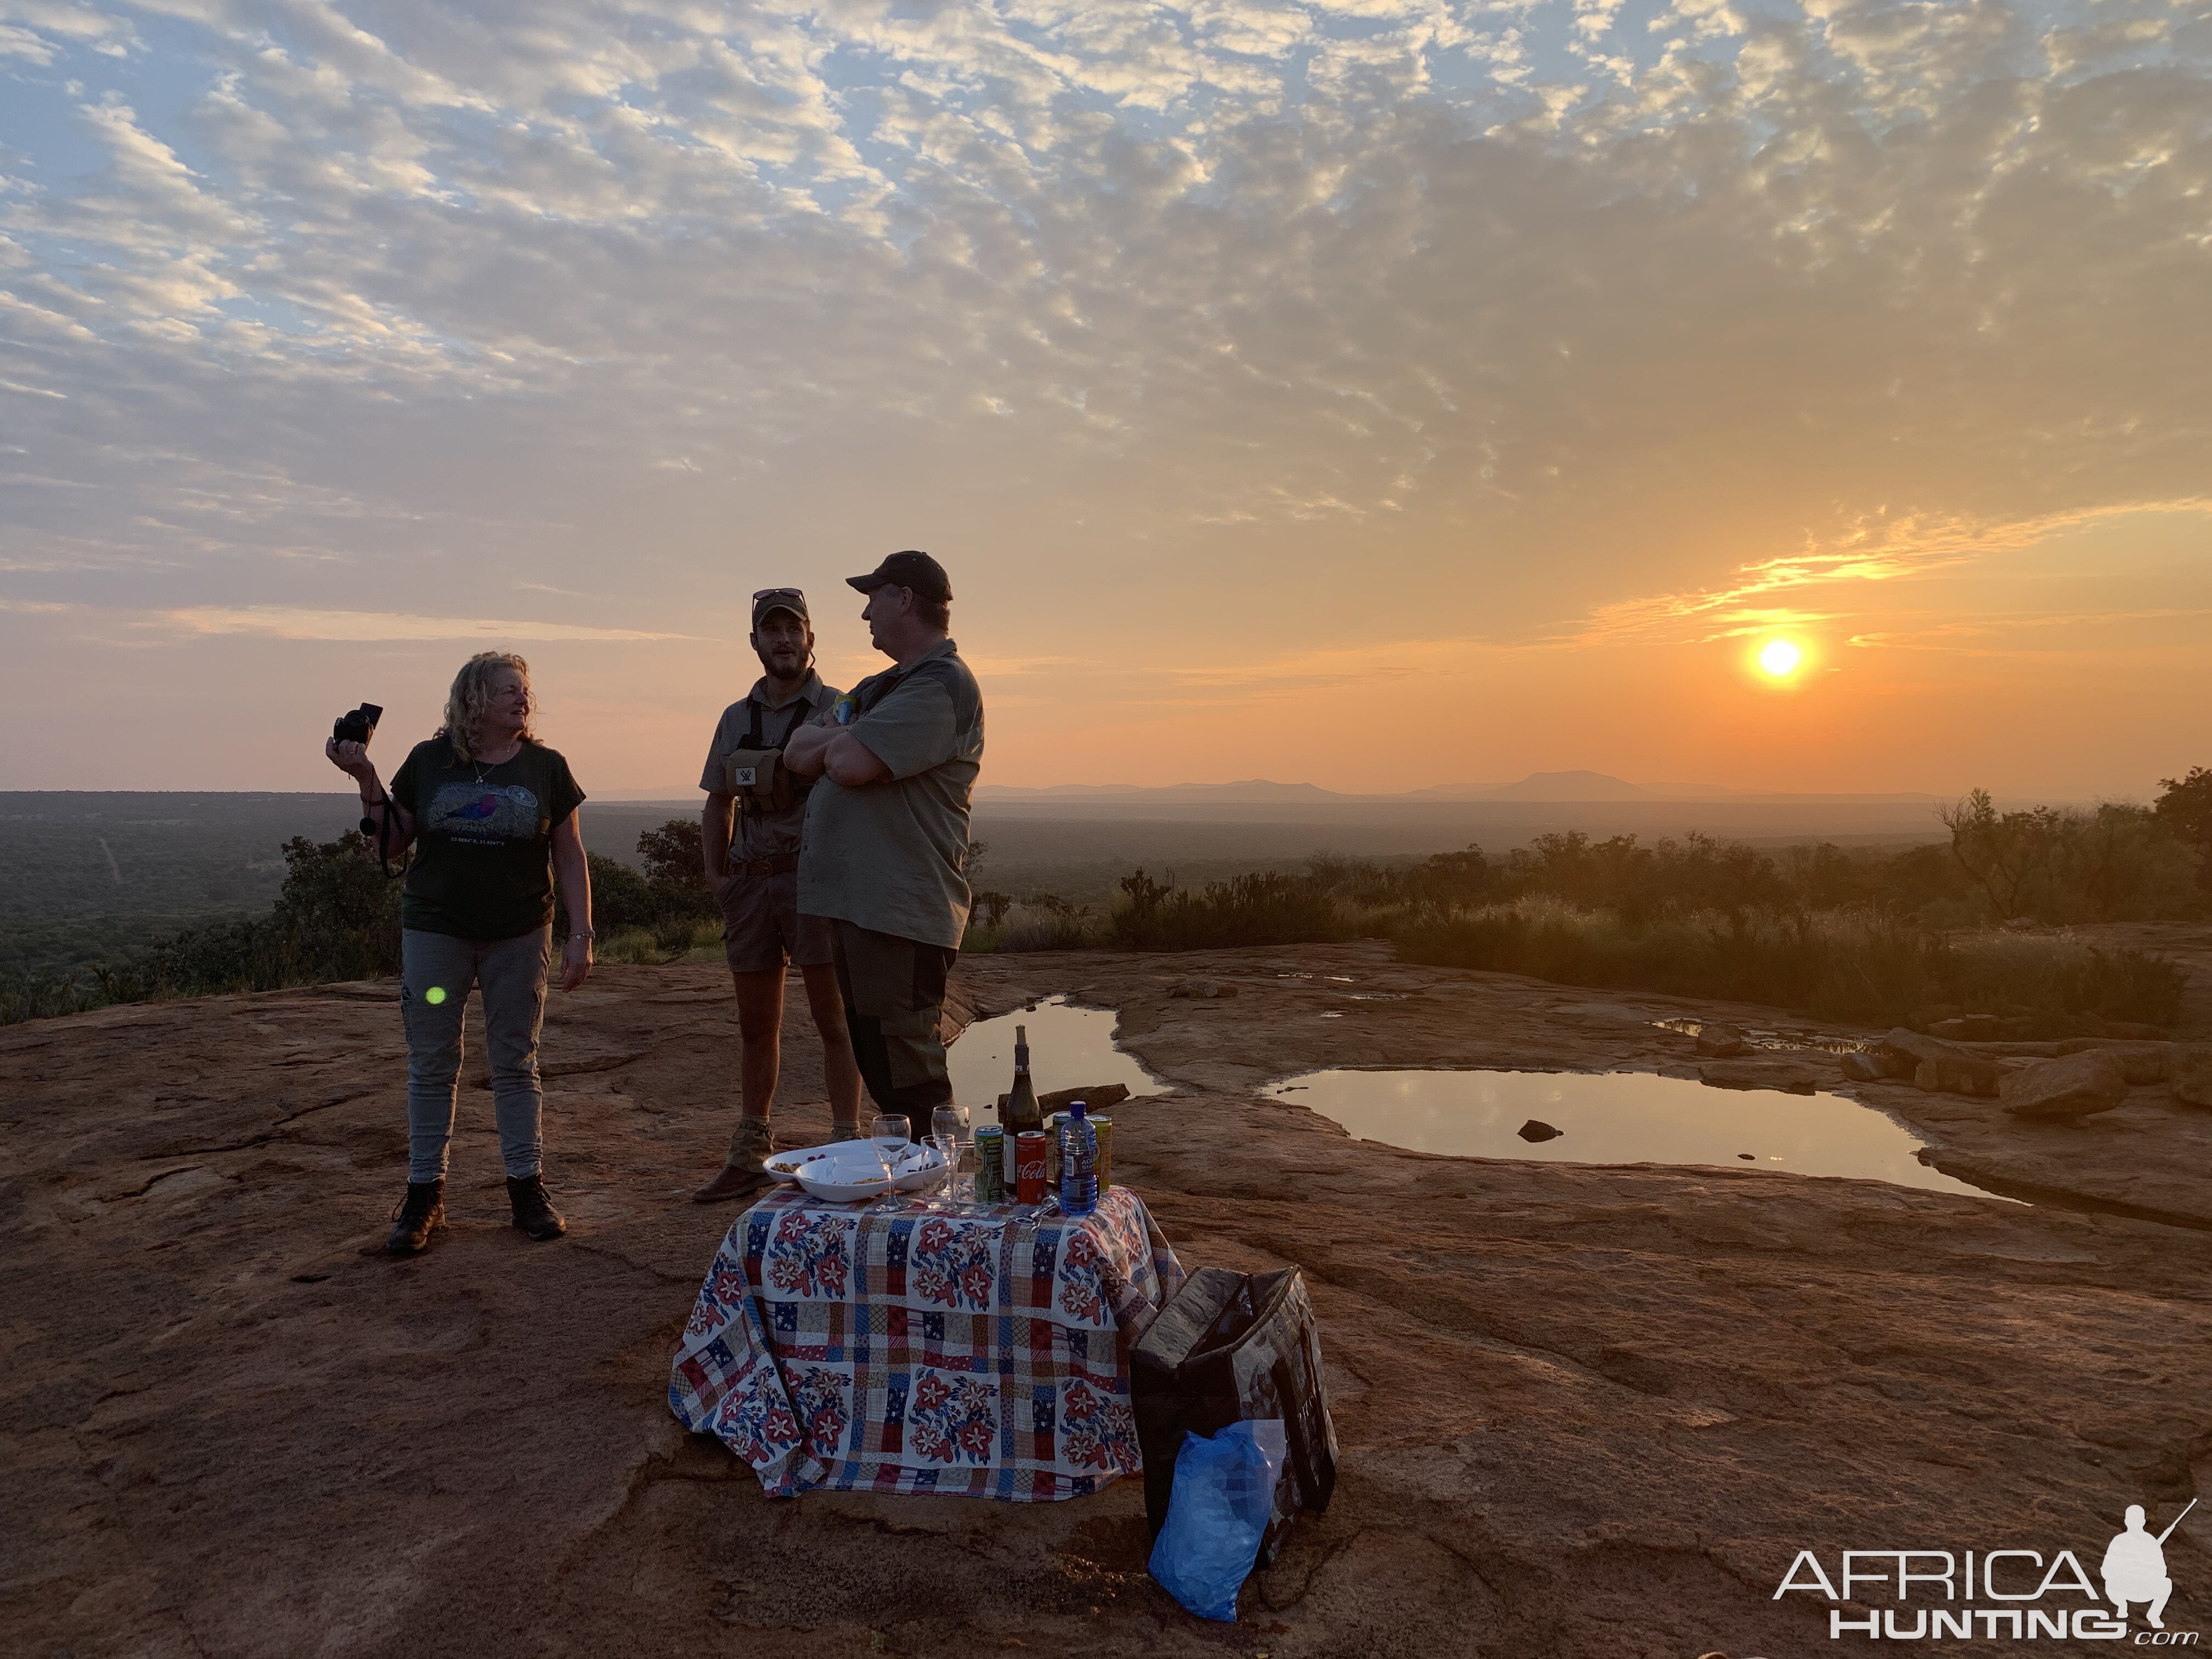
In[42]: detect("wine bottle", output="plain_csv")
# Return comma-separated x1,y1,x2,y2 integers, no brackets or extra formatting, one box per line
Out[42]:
1002,1023,1043,1188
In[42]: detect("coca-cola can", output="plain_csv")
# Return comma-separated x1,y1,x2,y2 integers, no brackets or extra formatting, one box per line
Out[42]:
1015,1130,1048,1205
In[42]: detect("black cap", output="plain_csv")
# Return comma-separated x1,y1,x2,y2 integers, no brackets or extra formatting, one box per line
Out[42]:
750,586,810,629
846,550,951,603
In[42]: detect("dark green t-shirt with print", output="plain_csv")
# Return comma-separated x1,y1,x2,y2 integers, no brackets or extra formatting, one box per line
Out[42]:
390,737,585,941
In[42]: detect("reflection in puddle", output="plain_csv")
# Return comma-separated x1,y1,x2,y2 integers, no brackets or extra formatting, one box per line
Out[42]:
1269,1068,2004,1200
950,996,1167,1127
1650,1017,1870,1057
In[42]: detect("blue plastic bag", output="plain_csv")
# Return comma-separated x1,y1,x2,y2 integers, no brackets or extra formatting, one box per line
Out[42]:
1147,1419,1288,1622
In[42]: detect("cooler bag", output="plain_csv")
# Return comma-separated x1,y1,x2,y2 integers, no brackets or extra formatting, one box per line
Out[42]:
1132,1266,1339,1567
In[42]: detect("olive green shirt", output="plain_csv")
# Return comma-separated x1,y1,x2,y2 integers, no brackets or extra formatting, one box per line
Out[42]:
797,639,984,949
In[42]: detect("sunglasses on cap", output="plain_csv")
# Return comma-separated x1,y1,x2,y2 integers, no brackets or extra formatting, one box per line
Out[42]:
753,587,805,603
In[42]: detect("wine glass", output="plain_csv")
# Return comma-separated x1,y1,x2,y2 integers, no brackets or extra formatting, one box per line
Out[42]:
923,1133,964,1212
868,1115,911,1211
931,1103,969,1147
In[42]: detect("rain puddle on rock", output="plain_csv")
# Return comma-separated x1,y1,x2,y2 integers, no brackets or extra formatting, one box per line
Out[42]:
1268,1068,2002,1199
1650,1017,1870,1057
950,996,1167,1126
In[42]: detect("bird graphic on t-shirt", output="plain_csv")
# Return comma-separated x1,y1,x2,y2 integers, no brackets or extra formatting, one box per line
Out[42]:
426,783,541,840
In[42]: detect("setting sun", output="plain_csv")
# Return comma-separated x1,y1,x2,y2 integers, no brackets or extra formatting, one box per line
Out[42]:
1758,639,1803,678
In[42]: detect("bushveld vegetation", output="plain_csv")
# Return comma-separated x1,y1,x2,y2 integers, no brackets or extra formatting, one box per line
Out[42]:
5,782,2204,1030
0,820,730,1026
960,786,2209,1032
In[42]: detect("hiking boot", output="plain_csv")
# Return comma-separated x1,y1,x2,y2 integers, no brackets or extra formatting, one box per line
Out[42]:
692,1116,776,1204
691,1162,774,1203
386,1178,444,1256
827,1121,861,1144
506,1173,566,1240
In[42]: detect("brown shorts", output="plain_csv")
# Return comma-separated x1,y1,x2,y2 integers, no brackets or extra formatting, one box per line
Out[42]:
716,867,833,973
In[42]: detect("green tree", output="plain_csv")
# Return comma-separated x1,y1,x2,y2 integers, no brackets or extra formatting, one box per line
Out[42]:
2155,766,2212,891
1940,789,2060,918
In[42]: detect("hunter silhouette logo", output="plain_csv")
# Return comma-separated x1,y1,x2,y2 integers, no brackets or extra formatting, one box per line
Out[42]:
2106,1501,2194,1631
1773,1497,2199,1642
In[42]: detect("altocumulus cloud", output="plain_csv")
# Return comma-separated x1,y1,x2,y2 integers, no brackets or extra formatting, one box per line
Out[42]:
1,0,2209,651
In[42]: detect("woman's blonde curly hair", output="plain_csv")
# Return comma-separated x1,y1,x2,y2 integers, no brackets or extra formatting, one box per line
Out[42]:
440,652,535,761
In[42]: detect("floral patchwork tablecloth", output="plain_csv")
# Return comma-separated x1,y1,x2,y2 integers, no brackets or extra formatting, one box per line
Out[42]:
668,1184,1187,1500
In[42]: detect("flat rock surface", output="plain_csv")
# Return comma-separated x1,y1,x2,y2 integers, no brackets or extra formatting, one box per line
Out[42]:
4,942,2210,1658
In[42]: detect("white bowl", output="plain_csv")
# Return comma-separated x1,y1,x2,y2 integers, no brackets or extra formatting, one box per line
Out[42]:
763,1143,845,1184
889,1142,947,1192
788,1142,946,1204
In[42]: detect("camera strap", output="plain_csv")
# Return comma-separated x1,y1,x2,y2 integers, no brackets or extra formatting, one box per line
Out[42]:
360,781,408,880
743,695,815,749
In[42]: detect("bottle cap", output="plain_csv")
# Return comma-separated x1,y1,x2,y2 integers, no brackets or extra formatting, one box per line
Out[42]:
1068,1099,1086,1118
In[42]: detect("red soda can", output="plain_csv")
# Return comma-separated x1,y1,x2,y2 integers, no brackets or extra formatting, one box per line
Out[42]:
1015,1131,1048,1204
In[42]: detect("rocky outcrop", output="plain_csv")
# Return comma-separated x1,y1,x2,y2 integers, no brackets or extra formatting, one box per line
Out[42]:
1693,1022,1747,1058
1871,1028,2010,1097
2052,1037,2172,1084
6,941,2211,1659
1999,1048,2131,1120
996,1081,1132,1114
2174,1043,2212,1107
1697,1058,1819,1094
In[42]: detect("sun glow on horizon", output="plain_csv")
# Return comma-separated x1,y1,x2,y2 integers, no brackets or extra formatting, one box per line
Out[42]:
1758,639,1804,679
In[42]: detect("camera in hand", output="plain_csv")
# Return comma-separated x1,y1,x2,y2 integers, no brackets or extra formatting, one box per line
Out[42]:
333,703,382,746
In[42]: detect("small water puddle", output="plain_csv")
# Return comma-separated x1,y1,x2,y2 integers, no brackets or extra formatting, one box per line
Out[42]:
950,996,1167,1126
1650,1017,1870,1057
1268,1068,2004,1200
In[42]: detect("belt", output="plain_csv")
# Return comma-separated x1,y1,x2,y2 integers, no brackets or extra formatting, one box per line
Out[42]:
726,854,800,880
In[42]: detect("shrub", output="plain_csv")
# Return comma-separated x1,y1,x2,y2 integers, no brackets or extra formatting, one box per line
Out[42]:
969,900,1107,954
1392,898,2186,1030
0,970,106,1024
1110,869,1365,952
581,853,656,935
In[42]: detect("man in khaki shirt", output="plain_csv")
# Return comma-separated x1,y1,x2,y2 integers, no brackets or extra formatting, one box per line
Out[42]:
692,588,864,1202
786,552,983,1128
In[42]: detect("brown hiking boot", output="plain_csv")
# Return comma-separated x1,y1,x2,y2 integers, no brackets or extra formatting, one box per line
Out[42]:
692,1163,774,1203
693,1116,776,1204
386,1178,444,1256
827,1122,861,1144
506,1173,567,1240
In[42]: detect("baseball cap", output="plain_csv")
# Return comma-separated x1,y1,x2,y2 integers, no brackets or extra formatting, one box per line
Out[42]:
845,550,951,603
751,586,810,629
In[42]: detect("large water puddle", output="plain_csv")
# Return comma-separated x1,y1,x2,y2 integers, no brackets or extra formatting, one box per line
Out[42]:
1268,1068,2003,1200
950,996,1167,1127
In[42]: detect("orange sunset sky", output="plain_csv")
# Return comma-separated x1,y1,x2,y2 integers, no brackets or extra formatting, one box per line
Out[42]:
3,0,2208,799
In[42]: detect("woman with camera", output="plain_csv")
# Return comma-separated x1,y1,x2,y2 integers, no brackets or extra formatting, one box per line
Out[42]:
325,651,595,1256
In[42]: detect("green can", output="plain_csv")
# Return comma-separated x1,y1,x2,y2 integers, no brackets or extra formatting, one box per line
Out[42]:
973,1126,1006,1202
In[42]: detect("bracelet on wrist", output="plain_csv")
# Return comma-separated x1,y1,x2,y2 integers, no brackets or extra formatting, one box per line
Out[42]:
569,928,596,940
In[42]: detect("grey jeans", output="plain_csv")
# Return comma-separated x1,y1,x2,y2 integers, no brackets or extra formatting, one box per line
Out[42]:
400,927,552,1183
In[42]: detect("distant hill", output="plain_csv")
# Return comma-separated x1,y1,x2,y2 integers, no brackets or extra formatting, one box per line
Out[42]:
976,772,1944,805
975,780,1347,803
1413,770,1653,801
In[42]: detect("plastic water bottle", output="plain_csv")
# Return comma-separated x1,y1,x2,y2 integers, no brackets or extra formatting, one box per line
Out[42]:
1059,1100,1099,1217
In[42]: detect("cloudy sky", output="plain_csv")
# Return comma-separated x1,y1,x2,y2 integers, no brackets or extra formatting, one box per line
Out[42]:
3,0,2208,797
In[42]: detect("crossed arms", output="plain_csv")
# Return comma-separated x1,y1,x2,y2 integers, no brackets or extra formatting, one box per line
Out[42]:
783,723,890,788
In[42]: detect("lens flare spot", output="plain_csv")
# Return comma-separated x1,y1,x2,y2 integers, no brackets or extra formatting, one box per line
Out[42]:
424,985,447,1006
1758,639,1802,678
